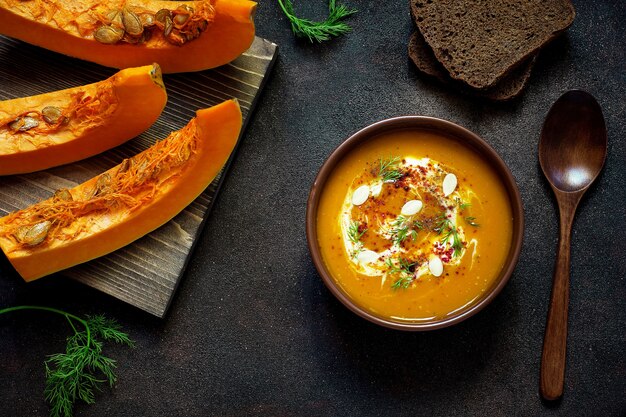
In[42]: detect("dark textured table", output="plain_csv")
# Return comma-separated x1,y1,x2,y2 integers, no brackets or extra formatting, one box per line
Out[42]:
1,1,624,416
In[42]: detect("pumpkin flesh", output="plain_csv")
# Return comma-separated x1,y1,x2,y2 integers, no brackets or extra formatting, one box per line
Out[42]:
0,0,256,73
0,99,242,281
0,64,167,175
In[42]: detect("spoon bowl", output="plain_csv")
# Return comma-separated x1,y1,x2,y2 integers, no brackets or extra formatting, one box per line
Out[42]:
538,90,607,401
539,90,607,192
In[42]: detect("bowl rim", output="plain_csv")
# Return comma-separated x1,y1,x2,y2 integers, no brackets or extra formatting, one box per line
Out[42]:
305,115,524,331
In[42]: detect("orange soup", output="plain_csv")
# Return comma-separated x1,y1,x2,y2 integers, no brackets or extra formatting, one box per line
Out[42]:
316,129,513,323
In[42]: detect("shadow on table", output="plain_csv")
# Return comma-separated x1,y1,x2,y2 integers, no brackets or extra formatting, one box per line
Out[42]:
302,261,518,399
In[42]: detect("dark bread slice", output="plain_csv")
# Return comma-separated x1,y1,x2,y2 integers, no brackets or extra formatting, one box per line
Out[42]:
410,0,575,89
408,31,536,101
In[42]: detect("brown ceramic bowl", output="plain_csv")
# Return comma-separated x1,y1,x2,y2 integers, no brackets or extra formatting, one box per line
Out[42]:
306,116,524,331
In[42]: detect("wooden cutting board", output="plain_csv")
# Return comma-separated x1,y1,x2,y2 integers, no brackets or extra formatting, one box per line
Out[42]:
0,35,278,317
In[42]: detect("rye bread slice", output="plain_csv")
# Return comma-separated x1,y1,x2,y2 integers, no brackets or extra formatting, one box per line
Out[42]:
409,0,575,89
408,31,536,101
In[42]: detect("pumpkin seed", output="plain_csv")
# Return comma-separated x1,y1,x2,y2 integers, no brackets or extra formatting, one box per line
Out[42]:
154,9,171,25
21,221,52,246
172,12,189,27
42,106,63,124
53,188,73,201
167,30,185,46
107,9,125,30
118,158,133,174
94,25,125,44
139,13,155,28
9,116,39,132
122,8,143,36
93,173,112,196
163,15,173,37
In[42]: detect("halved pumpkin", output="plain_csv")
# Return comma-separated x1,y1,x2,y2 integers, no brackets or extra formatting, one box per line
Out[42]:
0,0,256,73
0,99,242,281
0,64,167,175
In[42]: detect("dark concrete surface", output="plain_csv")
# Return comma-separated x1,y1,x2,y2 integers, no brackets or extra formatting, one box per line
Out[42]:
1,1,624,416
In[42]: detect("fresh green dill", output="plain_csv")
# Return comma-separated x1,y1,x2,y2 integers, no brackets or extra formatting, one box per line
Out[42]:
348,220,367,258
0,306,133,417
277,0,357,43
347,220,366,244
378,156,403,182
435,213,464,257
386,258,416,289
455,197,471,210
389,215,421,246
464,216,480,227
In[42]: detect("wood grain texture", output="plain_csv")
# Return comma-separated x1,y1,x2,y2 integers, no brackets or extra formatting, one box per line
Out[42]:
0,35,278,317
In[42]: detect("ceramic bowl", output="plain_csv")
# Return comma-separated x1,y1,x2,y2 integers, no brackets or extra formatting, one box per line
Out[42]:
306,116,524,331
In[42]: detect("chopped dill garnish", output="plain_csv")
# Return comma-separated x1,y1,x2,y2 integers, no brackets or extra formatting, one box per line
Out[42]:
348,220,366,244
348,220,366,258
435,213,464,257
389,215,421,246
277,0,357,43
378,156,403,182
386,257,416,289
464,216,480,227
455,197,471,210
0,306,133,417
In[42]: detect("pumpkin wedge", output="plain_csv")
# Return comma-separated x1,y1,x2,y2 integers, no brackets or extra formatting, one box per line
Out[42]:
0,64,167,175
0,99,242,281
0,0,256,73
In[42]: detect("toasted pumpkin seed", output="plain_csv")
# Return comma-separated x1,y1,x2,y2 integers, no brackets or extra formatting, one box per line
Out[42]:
21,221,52,246
94,25,125,44
42,106,63,124
122,8,143,36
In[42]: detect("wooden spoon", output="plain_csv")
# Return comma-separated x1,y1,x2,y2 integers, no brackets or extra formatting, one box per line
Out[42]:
538,90,607,401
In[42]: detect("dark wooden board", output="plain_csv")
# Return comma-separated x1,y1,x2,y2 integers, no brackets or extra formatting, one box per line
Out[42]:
0,35,278,317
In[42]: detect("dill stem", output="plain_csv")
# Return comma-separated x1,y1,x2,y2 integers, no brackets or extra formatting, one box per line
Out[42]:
0,305,91,347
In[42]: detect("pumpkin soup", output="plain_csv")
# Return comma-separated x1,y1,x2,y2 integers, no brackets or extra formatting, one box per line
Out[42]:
316,129,513,322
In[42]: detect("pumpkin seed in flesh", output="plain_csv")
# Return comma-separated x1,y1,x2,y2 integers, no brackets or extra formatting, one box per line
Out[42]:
94,25,125,44
21,221,52,246
9,116,39,132
139,13,155,28
163,16,173,37
172,12,189,27
122,8,143,36
154,9,171,25
42,106,63,124
53,188,73,201
93,173,112,196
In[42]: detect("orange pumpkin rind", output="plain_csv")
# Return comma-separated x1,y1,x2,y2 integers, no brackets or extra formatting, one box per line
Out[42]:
0,64,167,175
0,99,242,281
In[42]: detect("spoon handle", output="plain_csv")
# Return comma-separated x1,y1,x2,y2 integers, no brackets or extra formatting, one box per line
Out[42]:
540,198,577,401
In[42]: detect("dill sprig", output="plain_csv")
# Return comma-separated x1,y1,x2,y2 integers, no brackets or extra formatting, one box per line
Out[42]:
389,215,421,246
0,306,133,417
347,220,366,258
278,0,357,43
386,258,416,289
378,156,403,182
347,220,366,244
455,197,471,210
464,216,480,227
435,213,464,257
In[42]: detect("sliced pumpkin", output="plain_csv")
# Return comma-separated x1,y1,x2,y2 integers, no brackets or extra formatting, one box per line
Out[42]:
0,0,256,73
0,64,167,175
0,99,242,281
